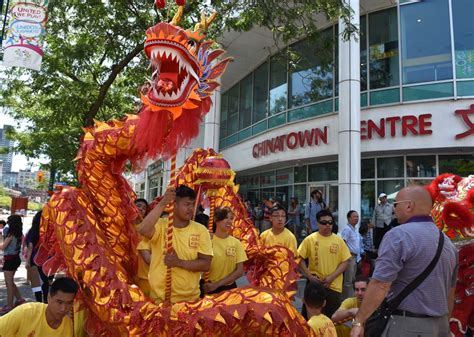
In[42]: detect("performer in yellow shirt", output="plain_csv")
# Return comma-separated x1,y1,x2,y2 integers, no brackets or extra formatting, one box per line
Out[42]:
138,185,213,304
298,209,351,318
0,277,77,337
260,205,298,257
134,198,152,297
332,276,369,337
203,207,248,295
304,280,337,337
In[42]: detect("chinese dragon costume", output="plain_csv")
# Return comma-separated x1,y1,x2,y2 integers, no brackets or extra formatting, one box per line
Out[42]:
428,174,474,337
35,6,313,337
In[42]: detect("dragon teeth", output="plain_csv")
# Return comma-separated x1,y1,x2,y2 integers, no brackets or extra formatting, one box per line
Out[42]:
150,45,198,101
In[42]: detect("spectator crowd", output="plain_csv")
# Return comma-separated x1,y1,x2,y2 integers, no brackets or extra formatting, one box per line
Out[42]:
0,185,460,337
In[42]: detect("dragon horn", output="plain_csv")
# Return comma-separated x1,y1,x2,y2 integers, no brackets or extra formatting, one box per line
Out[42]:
170,6,184,26
194,11,217,33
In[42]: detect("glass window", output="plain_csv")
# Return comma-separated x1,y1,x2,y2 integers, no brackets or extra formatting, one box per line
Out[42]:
369,8,399,89
360,16,368,91
253,61,269,122
276,168,294,185
377,157,404,178
400,0,452,84
275,186,291,209
406,179,432,187
289,29,334,107
406,156,436,177
269,52,288,115
227,84,239,135
220,93,228,139
295,165,307,183
453,0,474,79
377,179,405,201
261,188,275,201
246,190,260,207
439,155,474,176
308,162,338,182
260,171,276,187
361,181,375,220
149,176,163,200
247,174,260,189
294,184,307,205
361,158,375,179
239,74,252,129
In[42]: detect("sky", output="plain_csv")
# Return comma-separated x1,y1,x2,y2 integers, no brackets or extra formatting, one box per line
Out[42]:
0,111,47,172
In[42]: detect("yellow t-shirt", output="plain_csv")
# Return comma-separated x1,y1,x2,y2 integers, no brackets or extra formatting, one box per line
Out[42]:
334,297,358,337
0,302,73,337
208,235,248,284
298,233,351,293
137,237,151,280
260,228,298,256
149,218,213,303
338,297,358,310
307,314,337,337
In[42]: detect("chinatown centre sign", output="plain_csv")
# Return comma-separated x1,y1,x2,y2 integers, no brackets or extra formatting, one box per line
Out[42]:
252,114,436,158
252,127,328,158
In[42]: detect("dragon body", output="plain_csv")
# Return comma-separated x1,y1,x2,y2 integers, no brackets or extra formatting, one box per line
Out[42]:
428,174,474,337
36,9,313,336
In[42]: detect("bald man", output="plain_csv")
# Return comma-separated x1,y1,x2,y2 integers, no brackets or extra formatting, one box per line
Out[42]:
350,186,458,337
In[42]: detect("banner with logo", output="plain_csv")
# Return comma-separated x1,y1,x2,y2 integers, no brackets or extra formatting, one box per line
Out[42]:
3,0,49,71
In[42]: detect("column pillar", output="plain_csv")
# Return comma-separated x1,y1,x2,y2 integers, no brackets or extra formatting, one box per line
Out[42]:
338,0,361,230
203,87,221,151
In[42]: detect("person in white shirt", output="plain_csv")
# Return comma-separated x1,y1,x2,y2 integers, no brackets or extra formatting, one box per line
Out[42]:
371,193,394,249
341,210,362,299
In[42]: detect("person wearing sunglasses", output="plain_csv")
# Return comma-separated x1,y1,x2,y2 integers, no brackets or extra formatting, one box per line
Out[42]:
350,186,458,337
298,209,352,319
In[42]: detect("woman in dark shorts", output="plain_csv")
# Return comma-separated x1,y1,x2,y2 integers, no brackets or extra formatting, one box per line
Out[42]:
0,215,25,314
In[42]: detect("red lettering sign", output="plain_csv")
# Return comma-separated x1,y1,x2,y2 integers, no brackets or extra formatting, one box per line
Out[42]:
252,127,329,158
455,104,474,139
360,114,432,140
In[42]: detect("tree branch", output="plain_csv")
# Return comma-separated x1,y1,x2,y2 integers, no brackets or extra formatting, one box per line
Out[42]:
84,42,144,127
63,71,84,83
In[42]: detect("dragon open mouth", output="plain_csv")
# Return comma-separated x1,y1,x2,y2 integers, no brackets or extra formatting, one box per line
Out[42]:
147,41,200,107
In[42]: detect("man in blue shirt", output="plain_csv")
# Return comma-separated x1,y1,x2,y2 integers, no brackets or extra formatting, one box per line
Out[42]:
350,186,458,337
304,189,328,234
341,210,361,299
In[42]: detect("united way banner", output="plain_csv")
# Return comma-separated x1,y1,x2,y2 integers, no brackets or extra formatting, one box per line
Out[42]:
3,1,49,71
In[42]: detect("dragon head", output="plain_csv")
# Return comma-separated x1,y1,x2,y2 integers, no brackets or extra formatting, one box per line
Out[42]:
132,7,232,161
141,7,231,120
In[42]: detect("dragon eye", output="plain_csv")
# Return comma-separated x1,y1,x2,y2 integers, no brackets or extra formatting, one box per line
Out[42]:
187,39,196,47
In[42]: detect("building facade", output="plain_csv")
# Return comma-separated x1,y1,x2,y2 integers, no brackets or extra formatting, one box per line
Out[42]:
134,0,474,227
0,125,14,174
217,0,474,224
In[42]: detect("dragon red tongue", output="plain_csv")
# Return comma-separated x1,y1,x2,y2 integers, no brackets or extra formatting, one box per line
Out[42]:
157,73,178,93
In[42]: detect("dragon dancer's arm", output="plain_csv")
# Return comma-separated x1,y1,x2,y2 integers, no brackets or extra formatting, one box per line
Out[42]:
298,259,320,284
204,262,244,293
138,188,176,239
165,250,212,272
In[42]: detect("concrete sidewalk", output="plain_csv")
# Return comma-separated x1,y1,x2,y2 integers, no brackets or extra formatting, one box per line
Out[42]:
0,262,36,311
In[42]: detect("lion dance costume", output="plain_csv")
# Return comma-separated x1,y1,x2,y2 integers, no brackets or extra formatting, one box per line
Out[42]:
35,6,313,337
428,174,474,337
